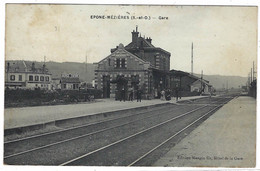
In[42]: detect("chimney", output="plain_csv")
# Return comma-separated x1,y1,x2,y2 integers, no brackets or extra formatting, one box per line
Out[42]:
32,62,35,71
7,62,10,72
42,63,46,73
146,37,152,44
131,26,139,43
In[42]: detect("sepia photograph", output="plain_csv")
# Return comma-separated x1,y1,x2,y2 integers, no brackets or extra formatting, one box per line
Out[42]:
2,2,258,169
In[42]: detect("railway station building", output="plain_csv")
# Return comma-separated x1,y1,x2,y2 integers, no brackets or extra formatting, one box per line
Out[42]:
95,27,213,99
94,27,171,99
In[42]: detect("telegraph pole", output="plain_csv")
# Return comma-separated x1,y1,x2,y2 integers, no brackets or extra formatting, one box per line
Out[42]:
191,42,193,75
251,68,253,83
85,54,88,82
253,61,255,81
201,70,203,93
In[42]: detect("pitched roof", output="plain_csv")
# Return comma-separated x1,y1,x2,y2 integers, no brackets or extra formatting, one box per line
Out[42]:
98,43,151,67
190,79,212,87
125,37,155,49
5,60,50,73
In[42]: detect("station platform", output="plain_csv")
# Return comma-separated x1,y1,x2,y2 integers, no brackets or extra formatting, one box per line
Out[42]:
153,96,256,168
4,96,204,130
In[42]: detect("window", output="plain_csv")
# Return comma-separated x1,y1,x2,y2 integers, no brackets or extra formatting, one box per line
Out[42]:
116,59,120,68
35,76,39,81
121,59,126,68
10,75,15,81
19,75,22,81
29,75,33,81
163,58,166,70
45,76,49,81
40,76,44,81
115,58,126,69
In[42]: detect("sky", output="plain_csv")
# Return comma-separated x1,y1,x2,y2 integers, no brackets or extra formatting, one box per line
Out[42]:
5,4,258,77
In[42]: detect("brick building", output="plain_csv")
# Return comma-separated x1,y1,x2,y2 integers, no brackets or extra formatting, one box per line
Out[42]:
95,27,171,99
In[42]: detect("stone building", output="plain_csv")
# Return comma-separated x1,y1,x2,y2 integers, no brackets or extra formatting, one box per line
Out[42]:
60,73,80,91
111,26,171,71
5,61,52,90
95,27,171,99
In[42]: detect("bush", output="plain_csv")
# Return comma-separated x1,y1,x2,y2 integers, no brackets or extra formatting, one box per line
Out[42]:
4,88,103,108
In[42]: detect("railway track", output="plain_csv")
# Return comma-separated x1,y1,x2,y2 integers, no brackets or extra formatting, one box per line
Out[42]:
4,95,235,166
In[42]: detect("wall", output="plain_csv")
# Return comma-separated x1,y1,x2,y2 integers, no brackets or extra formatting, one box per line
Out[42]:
95,46,151,99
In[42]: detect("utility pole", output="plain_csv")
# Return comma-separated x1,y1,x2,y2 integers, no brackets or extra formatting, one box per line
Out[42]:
85,54,88,82
201,70,203,93
191,42,193,75
43,56,46,73
253,61,255,81
251,68,253,83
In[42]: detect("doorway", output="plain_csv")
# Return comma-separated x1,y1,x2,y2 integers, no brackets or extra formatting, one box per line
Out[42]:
103,75,110,98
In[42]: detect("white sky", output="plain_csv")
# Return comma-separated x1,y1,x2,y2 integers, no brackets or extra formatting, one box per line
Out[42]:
5,4,257,77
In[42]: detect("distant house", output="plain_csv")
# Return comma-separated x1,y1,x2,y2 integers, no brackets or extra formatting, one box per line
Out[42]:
5,61,52,90
60,73,80,90
190,79,212,93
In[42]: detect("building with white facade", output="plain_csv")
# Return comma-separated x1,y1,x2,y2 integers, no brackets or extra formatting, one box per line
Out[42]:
5,61,52,90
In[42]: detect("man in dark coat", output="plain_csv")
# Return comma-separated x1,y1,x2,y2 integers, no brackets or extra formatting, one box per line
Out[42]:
136,88,142,102
175,89,179,101
128,87,133,101
120,87,126,102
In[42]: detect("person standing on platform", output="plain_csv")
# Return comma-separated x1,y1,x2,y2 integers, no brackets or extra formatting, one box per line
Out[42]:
161,89,165,100
137,88,142,102
120,87,126,102
175,89,179,102
129,87,133,101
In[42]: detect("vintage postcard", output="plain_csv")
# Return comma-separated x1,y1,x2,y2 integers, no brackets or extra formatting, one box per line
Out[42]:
3,3,258,169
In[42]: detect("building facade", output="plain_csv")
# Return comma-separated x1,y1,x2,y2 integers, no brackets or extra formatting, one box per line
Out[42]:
95,27,213,99
95,27,171,99
95,43,152,99
170,69,212,96
60,73,80,91
111,27,171,72
5,61,52,90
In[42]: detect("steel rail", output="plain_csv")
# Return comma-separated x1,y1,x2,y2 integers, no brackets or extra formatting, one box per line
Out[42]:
59,105,209,166
4,104,193,159
5,103,173,144
127,98,231,166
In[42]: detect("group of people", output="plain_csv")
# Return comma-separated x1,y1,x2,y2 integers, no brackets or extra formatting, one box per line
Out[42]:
160,89,172,101
120,87,142,102
159,89,181,101
119,87,181,102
